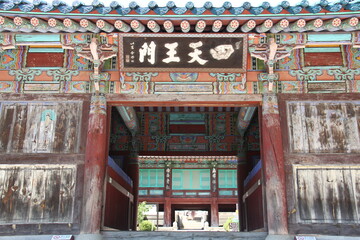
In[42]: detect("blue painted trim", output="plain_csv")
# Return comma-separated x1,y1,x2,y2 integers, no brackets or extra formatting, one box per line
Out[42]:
244,160,262,187
304,47,341,53
307,33,352,42
108,156,133,187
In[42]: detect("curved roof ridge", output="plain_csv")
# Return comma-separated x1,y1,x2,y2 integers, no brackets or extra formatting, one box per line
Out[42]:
0,0,359,15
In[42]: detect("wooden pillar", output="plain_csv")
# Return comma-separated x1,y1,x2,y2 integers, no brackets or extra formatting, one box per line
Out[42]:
261,93,288,235
126,151,139,230
237,152,248,231
164,197,172,227
211,199,219,227
81,93,108,234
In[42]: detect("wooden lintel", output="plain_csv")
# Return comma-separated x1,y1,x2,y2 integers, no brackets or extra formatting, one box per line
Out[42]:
106,94,262,106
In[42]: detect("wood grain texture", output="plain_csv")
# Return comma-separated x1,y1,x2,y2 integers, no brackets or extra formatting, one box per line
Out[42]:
287,101,360,154
278,93,360,236
0,165,77,224
261,95,288,235
294,166,360,224
0,101,83,154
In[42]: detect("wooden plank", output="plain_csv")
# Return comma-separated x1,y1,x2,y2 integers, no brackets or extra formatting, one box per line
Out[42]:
0,165,77,224
58,167,76,222
307,33,352,42
295,167,360,224
44,169,61,222
0,102,83,154
26,52,64,68
0,105,14,152
344,103,360,152
16,34,61,42
107,94,262,106
11,104,28,152
28,167,46,222
304,52,343,66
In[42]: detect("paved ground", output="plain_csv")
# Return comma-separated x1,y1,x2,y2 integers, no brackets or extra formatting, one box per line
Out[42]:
0,232,359,240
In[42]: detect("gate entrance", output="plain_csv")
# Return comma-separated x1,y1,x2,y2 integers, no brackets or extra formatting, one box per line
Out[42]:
101,95,265,232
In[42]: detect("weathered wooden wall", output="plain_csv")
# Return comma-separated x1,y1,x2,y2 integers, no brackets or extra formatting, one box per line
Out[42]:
287,101,360,153
0,94,90,235
0,101,83,153
0,165,76,224
279,93,360,236
294,166,360,223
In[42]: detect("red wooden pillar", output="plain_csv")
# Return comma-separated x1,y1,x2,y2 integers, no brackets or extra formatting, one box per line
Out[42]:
237,153,248,231
261,94,288,235
164,197,171,227
211,199,219,227
126,151,139,230
81,93,108,234
211,167,219,227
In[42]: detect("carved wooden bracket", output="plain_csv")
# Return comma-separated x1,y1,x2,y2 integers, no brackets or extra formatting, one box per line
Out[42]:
62,37,117,92
249,37,304,91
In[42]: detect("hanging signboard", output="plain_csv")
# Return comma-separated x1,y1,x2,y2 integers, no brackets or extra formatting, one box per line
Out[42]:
119,33,247,72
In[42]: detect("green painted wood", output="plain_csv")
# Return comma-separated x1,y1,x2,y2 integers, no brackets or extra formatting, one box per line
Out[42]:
15,34,61,42
304,47,341,53
307,33,351,42
139,169,164,187
172,169,210,190
28,47,64,53
218,169,237,188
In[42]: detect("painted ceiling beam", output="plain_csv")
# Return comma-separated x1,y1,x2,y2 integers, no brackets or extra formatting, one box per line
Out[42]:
13,17,33,33
30,17,50,33
130,20,145,32
270,19,289,33
114,20,131,32
180,20,190,33
321,17,342,31
304,18,323,31
48,18,66,32
341,17,358,31
96,19,114,32
212,20,222,32
255,19,273,33
163,20,174,33
286,19,306,32
237,107,257,136
226,19,239,32
241,19,256,32
195,20,206,33
0,16,357,34
79,19,100,33
147,20,160,33
115,106,139,136
0,0,359,17
0,16,17,32
63,18,86,33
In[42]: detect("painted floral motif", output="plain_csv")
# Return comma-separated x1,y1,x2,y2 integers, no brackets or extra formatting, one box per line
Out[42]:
9,68,42,81
328,67,360,81
170,73,198,82
289,68,323,81
47,68,79,82
126,72,158,82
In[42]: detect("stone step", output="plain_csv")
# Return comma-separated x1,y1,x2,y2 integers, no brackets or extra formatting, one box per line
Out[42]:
102,231,268,240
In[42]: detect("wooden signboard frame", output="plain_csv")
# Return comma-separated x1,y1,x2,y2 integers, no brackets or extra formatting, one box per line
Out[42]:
119,33,247,73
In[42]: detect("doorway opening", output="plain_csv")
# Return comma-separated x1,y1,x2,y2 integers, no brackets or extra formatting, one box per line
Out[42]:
102,104,264,232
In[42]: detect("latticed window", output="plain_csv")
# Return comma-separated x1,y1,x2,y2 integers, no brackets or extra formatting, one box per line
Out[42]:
172,169,210,190
139,169,164,187
218,169,237,188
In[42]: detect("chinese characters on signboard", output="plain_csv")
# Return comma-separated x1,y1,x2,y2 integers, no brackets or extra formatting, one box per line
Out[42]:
120,34,247,72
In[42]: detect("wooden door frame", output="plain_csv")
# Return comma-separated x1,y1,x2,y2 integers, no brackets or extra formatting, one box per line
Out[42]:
103,93,263,231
